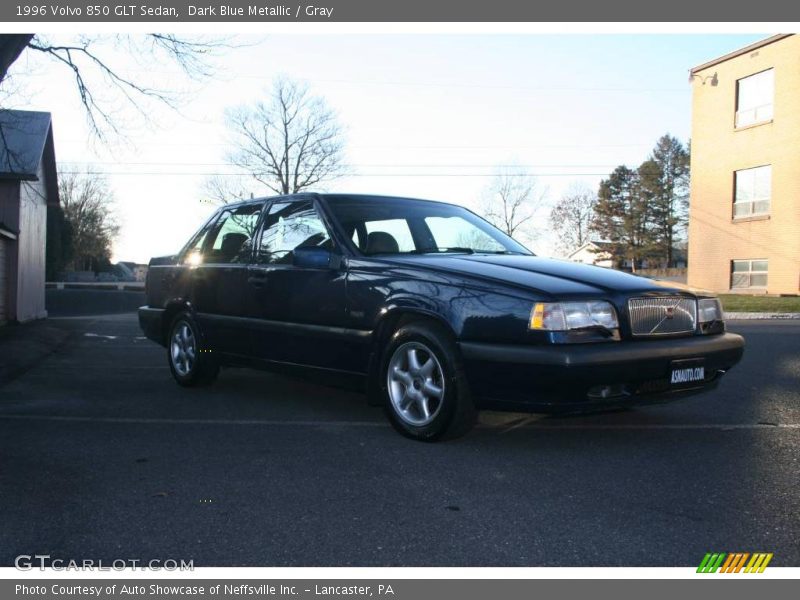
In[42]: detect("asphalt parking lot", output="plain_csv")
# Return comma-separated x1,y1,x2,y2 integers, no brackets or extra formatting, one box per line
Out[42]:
0,313,798,567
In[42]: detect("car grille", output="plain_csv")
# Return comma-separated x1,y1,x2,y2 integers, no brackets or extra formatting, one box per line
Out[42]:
627,297,697,337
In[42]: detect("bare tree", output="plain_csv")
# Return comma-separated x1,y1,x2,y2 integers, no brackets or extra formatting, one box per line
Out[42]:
549,183,597,256
201,174,255,206
222,76,346,195
481,167,547,238
2,34,229,140
58,170,120,271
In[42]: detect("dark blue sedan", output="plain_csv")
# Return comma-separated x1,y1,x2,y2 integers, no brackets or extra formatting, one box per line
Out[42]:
139,194,744,441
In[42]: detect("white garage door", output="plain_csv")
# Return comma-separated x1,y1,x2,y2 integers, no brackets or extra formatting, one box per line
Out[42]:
0,236,6,322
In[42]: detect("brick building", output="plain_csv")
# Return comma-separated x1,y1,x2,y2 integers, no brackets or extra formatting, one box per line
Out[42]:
688,34,800,295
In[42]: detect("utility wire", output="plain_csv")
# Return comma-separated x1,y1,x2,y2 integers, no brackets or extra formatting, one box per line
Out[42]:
58,161,620,168
57,171,609,177
55,141,653,149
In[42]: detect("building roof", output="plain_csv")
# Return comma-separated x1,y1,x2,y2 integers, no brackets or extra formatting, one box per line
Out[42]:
0,109,59,204
0,35,32,83
0,222,17,240
691,34,794,74
567,240,614,258
0,110,53,179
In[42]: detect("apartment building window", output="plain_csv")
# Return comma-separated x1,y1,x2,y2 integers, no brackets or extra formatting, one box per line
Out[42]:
731,259,768,289
735,68,774,128
734,165,771,218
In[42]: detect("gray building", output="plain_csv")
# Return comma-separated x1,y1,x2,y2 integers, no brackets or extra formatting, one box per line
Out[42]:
0,109,59,323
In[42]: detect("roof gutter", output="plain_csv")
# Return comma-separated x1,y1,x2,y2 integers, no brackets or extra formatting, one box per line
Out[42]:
691,34,793,74
0,223,18,240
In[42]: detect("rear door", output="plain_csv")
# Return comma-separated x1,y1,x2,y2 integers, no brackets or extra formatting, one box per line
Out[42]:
192,202,265,356
245,199,352,370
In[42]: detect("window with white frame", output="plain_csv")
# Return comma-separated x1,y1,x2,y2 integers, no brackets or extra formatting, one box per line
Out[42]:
736,69,774,128
731,259,768,289
734,165,771,218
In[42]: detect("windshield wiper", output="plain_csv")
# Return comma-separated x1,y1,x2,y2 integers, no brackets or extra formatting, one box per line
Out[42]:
412,248,530,255
414,247,475,254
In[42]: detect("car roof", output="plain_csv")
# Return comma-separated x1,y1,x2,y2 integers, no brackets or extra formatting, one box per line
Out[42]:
219,193,452,210
319,194,456,207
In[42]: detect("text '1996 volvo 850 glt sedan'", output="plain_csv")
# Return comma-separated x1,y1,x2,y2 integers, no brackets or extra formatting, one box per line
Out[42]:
139,194,744,441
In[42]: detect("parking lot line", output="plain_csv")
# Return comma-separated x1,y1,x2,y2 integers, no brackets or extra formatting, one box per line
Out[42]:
0,413,797,430
0,414,387,427
42,364,168,369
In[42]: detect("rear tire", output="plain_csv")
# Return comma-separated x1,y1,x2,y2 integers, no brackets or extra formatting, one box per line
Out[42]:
167,312,219,387
380,320,475,441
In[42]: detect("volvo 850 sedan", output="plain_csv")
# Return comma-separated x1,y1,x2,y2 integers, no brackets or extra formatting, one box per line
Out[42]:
139,194,744,441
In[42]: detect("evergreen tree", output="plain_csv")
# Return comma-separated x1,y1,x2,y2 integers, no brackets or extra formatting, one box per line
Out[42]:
592,165,656,272
647,135,690,267
592,134,690,271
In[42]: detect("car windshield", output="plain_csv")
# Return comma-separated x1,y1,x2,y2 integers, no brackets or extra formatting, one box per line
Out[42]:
324,196,533,257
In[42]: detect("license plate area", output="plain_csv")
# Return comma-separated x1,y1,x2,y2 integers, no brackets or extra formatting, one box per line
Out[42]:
670,358,706,387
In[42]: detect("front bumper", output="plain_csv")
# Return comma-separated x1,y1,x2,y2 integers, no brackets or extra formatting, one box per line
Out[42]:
459,333,745,412
138,306,166,345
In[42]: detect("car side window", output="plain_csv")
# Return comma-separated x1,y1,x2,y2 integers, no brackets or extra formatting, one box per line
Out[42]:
255,201,331,265
363,218,415,254
203,203,264,265
181,214,221,265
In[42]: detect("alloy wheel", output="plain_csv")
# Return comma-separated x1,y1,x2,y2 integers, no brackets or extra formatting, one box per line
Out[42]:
170,321,196,377
387,341,445,426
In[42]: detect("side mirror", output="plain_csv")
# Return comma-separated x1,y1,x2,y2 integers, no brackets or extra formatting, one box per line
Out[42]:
293,246,340,269
183,250,204,266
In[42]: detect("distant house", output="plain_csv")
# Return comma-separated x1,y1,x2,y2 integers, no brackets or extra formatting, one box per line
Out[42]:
0,110,59,323
568,241,615,269
670,246,688,270
569,240,687,272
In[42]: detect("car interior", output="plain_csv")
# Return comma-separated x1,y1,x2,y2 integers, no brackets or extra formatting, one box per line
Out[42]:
365,231,400,255
219,232,249,262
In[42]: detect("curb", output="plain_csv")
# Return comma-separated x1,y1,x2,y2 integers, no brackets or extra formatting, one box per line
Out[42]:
725,312,800,320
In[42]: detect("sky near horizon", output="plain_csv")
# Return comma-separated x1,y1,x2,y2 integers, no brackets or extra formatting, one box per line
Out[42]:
9,33,764,263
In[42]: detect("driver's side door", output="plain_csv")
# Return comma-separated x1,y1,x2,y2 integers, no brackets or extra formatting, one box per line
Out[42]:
191,201,265,357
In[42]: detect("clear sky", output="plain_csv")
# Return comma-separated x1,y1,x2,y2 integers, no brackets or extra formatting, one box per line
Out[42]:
10,33,765,263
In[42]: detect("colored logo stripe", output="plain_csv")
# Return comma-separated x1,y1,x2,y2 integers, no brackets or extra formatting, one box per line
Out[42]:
698,552,773,573
720,553,749,573
745,553,773,573
697,553,726,573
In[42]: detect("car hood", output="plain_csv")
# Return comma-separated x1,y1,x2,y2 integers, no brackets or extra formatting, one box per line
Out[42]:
383,254,676,297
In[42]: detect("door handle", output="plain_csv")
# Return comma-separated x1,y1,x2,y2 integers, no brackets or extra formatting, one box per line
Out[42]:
247,274,267,288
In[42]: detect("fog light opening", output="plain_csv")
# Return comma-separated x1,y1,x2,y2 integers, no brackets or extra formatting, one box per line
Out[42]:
587,384,628,400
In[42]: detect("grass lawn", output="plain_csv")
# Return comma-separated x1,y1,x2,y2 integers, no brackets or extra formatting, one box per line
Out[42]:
719,294,800,313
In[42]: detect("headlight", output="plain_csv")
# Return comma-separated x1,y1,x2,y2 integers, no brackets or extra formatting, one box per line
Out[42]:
529,301,619,331
698,298,724,323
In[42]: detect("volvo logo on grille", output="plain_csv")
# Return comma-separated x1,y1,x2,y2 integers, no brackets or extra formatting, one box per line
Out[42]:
628,297,697,336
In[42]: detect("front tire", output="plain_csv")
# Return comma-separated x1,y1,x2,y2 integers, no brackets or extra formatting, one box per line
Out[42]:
167,312,219,387
380,321,475,441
